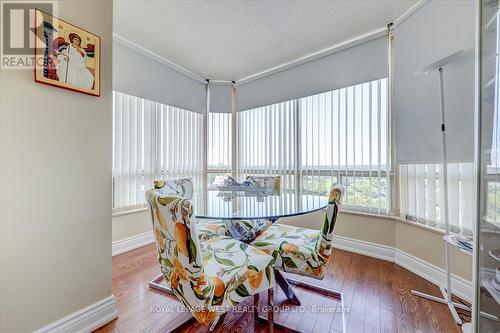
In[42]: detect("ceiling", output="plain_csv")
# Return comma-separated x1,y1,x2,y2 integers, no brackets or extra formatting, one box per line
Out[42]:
114,0,417,81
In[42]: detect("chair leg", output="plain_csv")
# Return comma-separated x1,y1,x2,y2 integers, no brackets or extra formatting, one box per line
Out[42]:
275,269,301,305
268,288,274,333
209,314,220,332
253,293,260,322
149,273,175,295
254,287,300,333
284,275,342,300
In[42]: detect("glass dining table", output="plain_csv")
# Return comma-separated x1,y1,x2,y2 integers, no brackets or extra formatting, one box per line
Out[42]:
191,188,328,243
191,188,328,222
149,187,338,313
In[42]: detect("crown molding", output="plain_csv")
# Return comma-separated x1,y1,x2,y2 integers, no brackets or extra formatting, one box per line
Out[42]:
393,0,429,27
113,33,207,84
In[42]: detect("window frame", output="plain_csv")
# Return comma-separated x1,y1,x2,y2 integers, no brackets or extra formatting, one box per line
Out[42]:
233,78,393,215
114,77,395,217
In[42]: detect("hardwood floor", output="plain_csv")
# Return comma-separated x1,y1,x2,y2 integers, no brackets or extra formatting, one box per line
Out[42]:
96,244,470,333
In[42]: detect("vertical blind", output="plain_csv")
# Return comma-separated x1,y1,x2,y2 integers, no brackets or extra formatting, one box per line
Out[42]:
207,112,232,186
299,78,390,214
112,83,475,235
238,100,298,191
485,7,500,228
237,78,390,214
399,163,475,235
485,165,500,226
113,91,204,211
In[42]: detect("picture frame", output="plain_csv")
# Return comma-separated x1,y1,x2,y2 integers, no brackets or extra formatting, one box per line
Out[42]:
34,9,101,97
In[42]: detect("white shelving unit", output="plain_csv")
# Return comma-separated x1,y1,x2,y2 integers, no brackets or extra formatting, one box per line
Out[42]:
474,1,500,332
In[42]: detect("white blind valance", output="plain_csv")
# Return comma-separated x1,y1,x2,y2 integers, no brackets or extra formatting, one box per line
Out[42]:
237,36,388,111
394,0,475,164
113,41,206,114
209,82,233,113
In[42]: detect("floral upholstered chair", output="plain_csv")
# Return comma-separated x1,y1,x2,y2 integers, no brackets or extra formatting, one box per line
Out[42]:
145,190,276,329
153,178,230,241
154,178,194,199
250,184,343,279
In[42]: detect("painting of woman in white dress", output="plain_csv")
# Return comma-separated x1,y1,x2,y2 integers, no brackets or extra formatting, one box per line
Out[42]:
55,33,94,89
34,9,101,96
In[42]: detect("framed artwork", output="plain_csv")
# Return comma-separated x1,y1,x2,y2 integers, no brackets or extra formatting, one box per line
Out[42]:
34,9,101,96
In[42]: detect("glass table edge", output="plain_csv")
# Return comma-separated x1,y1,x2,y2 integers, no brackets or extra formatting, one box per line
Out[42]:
193,203,328,221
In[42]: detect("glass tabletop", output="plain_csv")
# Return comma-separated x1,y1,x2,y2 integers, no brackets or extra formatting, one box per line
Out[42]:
191,189,328,220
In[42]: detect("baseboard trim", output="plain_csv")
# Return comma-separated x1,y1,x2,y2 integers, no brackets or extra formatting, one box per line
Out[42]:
333,235,472,302
35,295,118,333
332,235,396,262
112,231,154,256
395,248,472,302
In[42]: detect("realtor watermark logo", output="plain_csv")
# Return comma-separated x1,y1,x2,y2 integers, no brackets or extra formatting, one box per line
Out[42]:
1,1,58,69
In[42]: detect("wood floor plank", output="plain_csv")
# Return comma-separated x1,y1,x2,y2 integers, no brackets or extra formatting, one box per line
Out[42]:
95,245,468,333
392,265,416,333
296,289,323,333
346,310,365,333
328,297,344,333
363,258,381,333
380,308,397,333
281,286,311,329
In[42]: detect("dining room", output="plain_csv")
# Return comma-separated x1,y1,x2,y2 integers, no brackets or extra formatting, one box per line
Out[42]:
105,0,486,332
1,0,497,333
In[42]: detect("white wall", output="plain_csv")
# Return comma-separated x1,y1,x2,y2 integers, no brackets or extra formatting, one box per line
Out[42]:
0,1,114,331
113,210,150,242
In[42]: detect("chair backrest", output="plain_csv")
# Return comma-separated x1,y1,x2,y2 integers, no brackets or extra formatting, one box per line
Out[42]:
245,175,281,191
316,184,343,263
153,178,194,199
145,190,209,313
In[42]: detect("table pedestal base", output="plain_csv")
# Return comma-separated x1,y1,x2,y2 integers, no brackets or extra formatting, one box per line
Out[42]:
273,269,346,332
275,270,301,305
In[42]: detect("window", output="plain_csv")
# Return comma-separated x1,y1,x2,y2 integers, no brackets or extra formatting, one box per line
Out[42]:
238,100,298,191
483,164,500,227
113,80,475,233
299,79,390,214
399,163,475,235
237,78,390,214
207,112,232,186
487,101,500,227
112,91,204,212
